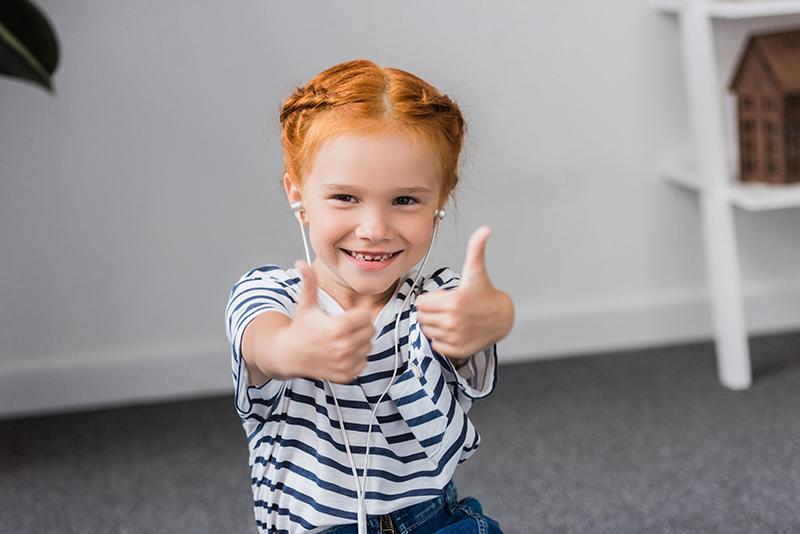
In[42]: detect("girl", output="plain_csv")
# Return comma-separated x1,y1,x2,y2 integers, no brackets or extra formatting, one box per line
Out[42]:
225,59,514,533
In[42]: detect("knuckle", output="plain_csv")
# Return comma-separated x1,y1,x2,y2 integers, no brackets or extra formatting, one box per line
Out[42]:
332,321,349,338
448,299,463,313
337,348,353,363
442,316,457,331
342,339,358,355
321,320,338,338
334,353,346,367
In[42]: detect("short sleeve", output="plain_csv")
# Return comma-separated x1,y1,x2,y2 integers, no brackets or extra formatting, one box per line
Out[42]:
418,267,499,402
224,264,298,419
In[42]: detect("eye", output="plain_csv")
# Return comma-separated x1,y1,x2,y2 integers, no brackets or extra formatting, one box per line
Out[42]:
394,196,420,206
331,194,357,203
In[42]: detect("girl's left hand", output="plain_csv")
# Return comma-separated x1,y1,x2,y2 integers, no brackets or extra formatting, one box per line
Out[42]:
415,226,515,361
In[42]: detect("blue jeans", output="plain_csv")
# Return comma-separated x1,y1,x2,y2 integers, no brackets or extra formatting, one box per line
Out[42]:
321,480,503,533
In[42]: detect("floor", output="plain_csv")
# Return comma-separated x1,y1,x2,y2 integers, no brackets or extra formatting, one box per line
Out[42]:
1,331,799,533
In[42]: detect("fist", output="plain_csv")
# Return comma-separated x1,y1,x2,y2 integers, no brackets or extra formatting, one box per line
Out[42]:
284,260,375,383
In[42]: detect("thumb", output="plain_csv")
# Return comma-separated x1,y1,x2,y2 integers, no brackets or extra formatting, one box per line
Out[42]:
461,226,492,285
294,260,320,311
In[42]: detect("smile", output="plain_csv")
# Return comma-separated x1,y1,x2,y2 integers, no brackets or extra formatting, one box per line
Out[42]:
340,249,402,271
342,249,401,261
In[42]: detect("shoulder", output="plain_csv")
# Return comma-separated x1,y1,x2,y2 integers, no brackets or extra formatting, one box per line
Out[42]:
419,266,461,294
232,264,297,288
227,263,301,303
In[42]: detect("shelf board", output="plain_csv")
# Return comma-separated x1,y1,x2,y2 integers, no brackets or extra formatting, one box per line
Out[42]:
661,163,800,210
651,0,800,19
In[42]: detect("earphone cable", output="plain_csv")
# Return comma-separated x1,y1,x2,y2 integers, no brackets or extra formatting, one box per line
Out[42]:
291,204,443,534
293,213,363,497
357,218,439,513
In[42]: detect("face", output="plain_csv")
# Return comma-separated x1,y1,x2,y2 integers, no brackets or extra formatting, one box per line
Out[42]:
285,131,442,309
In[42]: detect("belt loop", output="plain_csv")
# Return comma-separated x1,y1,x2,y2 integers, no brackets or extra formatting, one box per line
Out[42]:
380,513,397,534
444,480,458,512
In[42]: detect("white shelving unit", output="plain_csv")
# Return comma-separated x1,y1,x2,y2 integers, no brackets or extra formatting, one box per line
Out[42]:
654,0,800,18
653,0,800,390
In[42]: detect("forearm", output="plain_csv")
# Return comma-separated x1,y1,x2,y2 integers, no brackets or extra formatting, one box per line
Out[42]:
242,312,294,380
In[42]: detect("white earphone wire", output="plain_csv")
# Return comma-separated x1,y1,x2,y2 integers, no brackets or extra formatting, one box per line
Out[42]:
290,203,443,534
357,216,440,521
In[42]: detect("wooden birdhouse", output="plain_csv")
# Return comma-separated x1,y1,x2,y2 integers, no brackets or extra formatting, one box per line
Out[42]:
729,28,800,185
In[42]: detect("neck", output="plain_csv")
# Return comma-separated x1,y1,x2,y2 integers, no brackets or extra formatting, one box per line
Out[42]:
311,260,401,312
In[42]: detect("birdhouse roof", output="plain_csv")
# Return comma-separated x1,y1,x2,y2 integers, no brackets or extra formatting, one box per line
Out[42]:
729,28,800,94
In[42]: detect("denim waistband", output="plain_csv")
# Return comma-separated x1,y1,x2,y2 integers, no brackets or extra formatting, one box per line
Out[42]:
388,479,457,532
321,480,457,533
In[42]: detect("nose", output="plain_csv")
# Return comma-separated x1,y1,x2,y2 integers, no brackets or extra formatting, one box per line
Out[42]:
354,206,392,242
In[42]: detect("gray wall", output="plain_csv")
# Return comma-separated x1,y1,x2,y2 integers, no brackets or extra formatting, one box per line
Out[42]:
2,1,800,418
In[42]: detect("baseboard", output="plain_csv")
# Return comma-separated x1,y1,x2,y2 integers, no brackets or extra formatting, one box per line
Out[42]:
498,277,800,363
0,340,232,420
2,279,799,420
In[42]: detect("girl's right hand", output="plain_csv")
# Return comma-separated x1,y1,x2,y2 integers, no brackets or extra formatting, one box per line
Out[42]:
279,260,375,384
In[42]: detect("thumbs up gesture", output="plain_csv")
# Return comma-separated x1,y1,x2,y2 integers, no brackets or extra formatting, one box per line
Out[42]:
415,226,515,361
281,260,375,383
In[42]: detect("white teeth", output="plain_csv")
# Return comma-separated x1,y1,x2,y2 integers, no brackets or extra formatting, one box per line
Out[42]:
347,250,395,262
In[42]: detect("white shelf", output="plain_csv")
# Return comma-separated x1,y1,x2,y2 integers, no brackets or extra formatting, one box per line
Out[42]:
652,0,800,19
652,0,800,389
662,163,800,210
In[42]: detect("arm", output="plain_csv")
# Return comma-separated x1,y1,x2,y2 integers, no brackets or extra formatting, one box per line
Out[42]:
241,311,292,384
415,228,515,364
238,261,374,385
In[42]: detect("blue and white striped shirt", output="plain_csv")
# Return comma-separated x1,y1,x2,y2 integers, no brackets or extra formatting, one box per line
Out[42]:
224,264,498,533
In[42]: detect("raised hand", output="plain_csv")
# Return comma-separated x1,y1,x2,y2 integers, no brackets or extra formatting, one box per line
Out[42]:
280,260,375,383
415,226,514,360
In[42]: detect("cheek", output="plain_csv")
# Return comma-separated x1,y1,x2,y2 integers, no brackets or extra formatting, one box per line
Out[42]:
307,213,349,249
308,224,333,250
405,218,435,248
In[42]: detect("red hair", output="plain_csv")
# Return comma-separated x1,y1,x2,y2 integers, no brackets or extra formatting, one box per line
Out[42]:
279,59,466,209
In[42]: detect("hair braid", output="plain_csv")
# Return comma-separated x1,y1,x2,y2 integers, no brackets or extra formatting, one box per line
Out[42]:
279,85,333,125
278,59,466,210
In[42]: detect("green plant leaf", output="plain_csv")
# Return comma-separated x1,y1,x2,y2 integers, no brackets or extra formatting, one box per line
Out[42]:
0,0,59,92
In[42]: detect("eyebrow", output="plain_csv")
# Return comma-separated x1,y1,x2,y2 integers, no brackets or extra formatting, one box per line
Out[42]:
321,183,433,194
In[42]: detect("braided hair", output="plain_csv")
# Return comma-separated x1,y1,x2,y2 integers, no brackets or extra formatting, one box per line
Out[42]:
278,59,466,211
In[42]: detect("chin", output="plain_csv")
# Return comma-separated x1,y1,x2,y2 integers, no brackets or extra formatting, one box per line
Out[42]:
348,278,397,295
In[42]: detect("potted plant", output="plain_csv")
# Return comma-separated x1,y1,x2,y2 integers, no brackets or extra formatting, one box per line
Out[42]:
0,0,59,92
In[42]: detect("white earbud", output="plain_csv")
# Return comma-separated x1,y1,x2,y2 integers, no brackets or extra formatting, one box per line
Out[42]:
289,201,312,262
290,201,304,219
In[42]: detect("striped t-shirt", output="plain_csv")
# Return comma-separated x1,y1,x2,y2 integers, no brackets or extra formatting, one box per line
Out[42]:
224,264,498,533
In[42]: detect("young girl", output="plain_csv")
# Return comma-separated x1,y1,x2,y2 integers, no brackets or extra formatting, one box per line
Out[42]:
225,59,514,534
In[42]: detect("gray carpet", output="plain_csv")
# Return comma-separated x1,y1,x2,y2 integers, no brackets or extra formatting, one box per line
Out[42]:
1,332,799,533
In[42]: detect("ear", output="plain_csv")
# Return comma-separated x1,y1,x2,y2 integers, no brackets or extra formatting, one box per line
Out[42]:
283,172,302,203
283,173,307,223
